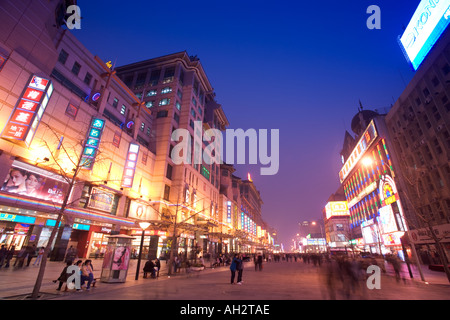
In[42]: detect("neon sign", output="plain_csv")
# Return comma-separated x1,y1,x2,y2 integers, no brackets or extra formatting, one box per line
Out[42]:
81,118,105,169
325,201,350,219
1,75,53,146
399,0,450,70
339,120,378,183
121,143,139,188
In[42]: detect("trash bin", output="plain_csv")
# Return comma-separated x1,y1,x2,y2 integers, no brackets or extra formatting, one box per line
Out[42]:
100,234,135,283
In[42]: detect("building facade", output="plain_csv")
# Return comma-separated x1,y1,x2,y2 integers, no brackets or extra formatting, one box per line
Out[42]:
385,24,450,265
0,0,274,262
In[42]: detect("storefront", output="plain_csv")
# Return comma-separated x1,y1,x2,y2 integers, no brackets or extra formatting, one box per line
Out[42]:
86,225,113,258
130,229,166,260
408,224,450,265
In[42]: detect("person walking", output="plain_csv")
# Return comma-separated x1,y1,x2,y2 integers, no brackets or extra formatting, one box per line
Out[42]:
13,246,26,267
25,244,36,266
236,254,244,285
4,245,15,268
230,254,238,284
257,253,263,271
55,260,72,291
33,247,45,266
0,245,7,268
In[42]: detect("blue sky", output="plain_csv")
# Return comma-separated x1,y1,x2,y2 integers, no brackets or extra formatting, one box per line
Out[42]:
75,0,419,246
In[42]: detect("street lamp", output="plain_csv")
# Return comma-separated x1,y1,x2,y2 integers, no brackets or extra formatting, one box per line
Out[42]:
311,221,326,253
135,221,151,280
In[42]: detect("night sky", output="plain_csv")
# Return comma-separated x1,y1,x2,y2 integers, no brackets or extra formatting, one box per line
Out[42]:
74,0,418,247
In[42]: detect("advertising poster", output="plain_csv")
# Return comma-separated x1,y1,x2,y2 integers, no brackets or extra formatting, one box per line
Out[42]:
1,161,69,204
112,245,130,270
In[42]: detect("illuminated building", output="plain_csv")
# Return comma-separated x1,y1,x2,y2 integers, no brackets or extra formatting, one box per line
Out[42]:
0,0,156,259
115,52,228,258
339,110,408,258
323,186,351,254
385,5,450,263
0,0,275,262
115,53,273,256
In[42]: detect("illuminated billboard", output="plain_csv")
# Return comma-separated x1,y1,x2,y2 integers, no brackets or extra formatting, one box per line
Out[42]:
399,0,450,71
339,120,378,183
325,201,350,219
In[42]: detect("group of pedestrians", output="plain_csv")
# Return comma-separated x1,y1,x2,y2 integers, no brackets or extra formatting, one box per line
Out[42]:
229,254,244,285
0,244,45,268
55,259,96,292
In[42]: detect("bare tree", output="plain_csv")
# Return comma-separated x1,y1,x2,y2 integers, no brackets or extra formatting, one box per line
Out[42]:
30,120,119,299
398,161,450,283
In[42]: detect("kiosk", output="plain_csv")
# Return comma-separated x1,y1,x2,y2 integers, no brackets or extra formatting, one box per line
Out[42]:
100,234,134,283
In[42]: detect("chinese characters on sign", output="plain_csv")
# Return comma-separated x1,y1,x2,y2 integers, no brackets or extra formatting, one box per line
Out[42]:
80,118,105,169
1,75,53,146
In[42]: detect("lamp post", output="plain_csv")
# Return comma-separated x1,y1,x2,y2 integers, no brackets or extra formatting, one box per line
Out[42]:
135,221,151,280
312,221,326,253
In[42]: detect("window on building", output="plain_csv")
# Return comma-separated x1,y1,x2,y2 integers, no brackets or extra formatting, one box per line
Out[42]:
161,87,172,94
157,110,168,118
442,63,450,75
58,49,69,64
146,90,157,97
72,62,81,76
159,98,170,106
164,184,170,200
140,122,145,131
176,101,181,111
145,101,154,109
433,138,443,154
84,72,93,85
166,164,173,180
112,98,119,108
120,105,126,115
135,72,147,87
431,105,441,121
163,67,175,84
150,70,160,86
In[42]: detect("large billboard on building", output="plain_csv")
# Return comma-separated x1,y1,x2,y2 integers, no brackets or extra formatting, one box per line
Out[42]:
399,0,450,71
325,201,350,219
1,160,69,204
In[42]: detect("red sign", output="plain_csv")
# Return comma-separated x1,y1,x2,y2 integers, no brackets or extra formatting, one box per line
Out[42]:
28,76,49,90
11,109,34,125
1,75,53,146
23,88,44,102
17,99,39,112
2,123,28,140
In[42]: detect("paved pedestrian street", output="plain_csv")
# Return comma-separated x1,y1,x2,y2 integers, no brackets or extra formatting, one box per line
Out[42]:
1,258,448,318
43,260,450,301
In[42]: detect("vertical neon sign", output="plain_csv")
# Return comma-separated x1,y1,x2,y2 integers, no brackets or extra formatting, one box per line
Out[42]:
80,118,105,169
121,142,140,188
1,75,53,146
